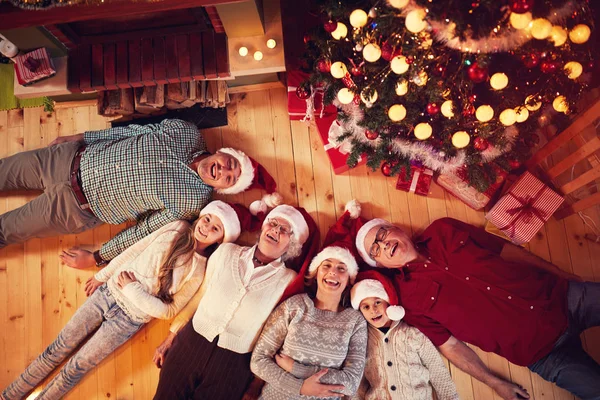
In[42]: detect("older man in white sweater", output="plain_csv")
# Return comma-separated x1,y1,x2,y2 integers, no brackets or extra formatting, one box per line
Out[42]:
153,204,318,400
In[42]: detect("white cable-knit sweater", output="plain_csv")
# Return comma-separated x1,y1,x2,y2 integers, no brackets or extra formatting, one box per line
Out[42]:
95,220,206,323
357,321,459,400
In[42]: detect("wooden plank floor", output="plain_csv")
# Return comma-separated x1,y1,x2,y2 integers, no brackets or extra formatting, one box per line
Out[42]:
1,88,599,400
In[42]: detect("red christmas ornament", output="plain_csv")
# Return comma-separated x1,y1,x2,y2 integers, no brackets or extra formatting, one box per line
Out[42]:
426,103,440,115
508,159,521,170
381,162,393,177
463,104,476,117
521,53,540,68
510,0,534,13
467,63,488,83
406,56,414,65
324,20,337,33
295,86,311,100
381,43,394,62
473,137,489,151
525,133,540,148
303,34,312,44
540,60,559,74
365,130,379,140
350,66,363,76
316,58,331,73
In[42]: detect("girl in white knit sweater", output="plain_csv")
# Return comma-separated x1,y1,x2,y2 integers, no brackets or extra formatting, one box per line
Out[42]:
350,270,459,400
1,200,245,400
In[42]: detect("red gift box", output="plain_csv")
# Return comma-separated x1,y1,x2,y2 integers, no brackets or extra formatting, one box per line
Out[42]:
315,115,366,174
485,171,564,245
14,48,56,86
436,167,507,210
287,70,336,121
396,165,433,196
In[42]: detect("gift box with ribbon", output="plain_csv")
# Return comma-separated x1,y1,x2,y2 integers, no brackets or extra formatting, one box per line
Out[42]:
436,167,507,210
13,47,56,86
315,114,366,174
396,164,433,196
287,70,336,121
485,171,564,245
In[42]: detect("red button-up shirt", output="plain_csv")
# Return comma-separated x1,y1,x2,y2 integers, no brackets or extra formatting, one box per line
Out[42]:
396,218,568,367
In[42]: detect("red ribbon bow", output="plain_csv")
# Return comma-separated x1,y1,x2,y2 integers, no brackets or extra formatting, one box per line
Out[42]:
498,185,548,239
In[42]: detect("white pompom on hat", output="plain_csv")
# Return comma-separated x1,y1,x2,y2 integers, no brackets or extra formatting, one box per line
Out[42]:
351,270,405,321
355,218,390,267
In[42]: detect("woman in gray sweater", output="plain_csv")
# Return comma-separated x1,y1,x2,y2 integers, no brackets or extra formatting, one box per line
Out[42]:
251,201,368,400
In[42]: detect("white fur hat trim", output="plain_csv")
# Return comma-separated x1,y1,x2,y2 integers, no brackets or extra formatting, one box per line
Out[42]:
355,218,389,267
308,246,358,283
215,148,255,195
264,205,309,244
350,279,405,321
200,200,240,243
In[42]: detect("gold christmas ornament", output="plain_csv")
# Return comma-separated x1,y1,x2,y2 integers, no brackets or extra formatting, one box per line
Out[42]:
330,62,348,79
387,0,409,9
414,71,428,86
361,88,378,105
564,61,583,79
499,109,517,126
337,88,355,104
525,95,542,111
530,18,552,40
451,131,470,149
390,55,410,74
395,79,409,96
509,12,532,30
363,43,382,62
569,24,591,44
515,107,529,123
475,105,494,122
550,26,568,47
331,22,348,40
441,100,454,118
490,73,509,90
553,95,569,113
388,104,407,122
405,9,427,33
414,122,433,140
349,9,368,28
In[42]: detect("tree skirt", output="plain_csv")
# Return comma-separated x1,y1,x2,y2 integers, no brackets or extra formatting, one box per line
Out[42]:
0,64,47,111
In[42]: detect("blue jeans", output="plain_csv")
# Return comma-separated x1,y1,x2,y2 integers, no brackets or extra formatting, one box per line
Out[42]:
528,281,600,400
2,284,144,400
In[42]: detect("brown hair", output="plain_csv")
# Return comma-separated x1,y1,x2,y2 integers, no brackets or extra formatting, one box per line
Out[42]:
304,264,352,309
156,219,204,304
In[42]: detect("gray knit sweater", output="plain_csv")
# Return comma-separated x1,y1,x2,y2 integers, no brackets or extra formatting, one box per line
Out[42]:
357,321,459,400
251,294,368,400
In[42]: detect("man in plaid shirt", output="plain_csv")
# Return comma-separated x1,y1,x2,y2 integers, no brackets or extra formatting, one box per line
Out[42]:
0,119,260,268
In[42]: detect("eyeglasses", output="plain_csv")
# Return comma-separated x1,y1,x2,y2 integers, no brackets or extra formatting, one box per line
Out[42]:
267,218,293,236
368,226,390,260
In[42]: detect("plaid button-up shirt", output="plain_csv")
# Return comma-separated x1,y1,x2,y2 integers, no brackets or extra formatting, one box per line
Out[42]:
80,119,213,260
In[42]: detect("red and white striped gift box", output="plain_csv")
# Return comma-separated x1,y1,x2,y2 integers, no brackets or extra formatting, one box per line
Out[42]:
14,48,56,86
486,171,564,245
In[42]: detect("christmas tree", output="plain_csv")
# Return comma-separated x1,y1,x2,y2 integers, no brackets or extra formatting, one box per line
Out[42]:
301,0,594,192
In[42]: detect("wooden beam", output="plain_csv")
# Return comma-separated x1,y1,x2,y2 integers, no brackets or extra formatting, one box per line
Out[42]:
228,81,284,94
0,0,243,30
560,166,600,195
554,192,600,220
546,136,600,179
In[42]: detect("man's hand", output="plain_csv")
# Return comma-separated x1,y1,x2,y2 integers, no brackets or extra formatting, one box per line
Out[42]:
48,133,84,147
60,247,96,269
117,271,137,289
153,332,177,368
275,353,294,373
492,380,530,400
85,277,103,296
300,369,345,398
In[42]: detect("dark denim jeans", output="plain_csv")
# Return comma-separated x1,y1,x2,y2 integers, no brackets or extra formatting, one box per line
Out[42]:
528,281,600,400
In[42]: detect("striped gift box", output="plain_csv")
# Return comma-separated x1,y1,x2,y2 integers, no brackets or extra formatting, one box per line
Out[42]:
486,171,564,245
13,48,56,86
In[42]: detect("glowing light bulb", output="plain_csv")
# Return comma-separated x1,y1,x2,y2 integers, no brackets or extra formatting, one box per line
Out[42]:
361,88,378,106
253,51,263,61
553,95,569,113
266,39,277,49
530,18,552,40
509,12,532,30
452,131,470,148
525,95,542,111
490,73,509,90
551,26,568,46
391,56,410,74
499,109,517,126
388,0,409,8
414,122,432,140
441,100,454,118
337,88,355,104
395,79,408,96
350,9,368,28
331,22,348,40
363,43,382,62
405,9,427,33
564,61,583,79
238,47,248,57
569,24,591,44
476,105,494,122
330,62,348,79
515,107,529,123
388,104,407,122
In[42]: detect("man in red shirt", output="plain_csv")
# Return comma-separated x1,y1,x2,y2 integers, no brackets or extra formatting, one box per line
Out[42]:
355,217,600,400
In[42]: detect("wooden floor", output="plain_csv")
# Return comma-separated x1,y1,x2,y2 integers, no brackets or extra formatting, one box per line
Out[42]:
0,88,598,400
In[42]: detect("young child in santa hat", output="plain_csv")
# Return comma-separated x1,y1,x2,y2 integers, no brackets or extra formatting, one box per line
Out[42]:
351,270,459,400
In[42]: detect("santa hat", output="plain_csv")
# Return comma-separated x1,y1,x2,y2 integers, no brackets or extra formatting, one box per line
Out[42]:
351,270,405,321
263,204,310,244
355,218,390,267
215,149,283,210
308,200,363,283
200,200,263,243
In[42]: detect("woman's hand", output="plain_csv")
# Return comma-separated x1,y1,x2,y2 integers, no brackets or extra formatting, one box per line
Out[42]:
84,277,103,296
275,353,294,373
117,271,138,289
300,369,345,398
153,332,176,368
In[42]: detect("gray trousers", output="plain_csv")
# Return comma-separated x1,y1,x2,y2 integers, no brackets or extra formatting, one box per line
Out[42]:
1,284,144,400
0,142,102,247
